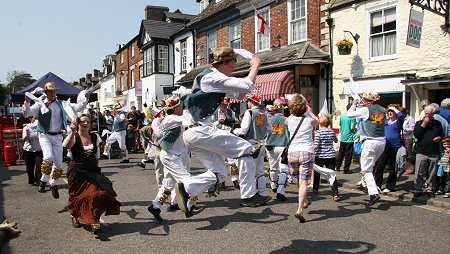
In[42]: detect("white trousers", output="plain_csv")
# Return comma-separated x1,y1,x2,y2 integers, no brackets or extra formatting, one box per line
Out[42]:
152,150,191,209
151,145,164,187
104,130,129,160
39,133,63,186
267,146,289,194
360,139,386,195
250,141,267,196
182,125,257,199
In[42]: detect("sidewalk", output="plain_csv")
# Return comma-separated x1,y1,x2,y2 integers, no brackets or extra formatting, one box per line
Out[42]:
323,164,450,210
264,161,450,210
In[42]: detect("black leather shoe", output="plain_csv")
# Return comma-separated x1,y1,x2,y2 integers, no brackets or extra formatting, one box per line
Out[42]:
368,194,380,207
100,154,108,160
343,170,353,174
147,204,163,222
145,158,154,164
71,216,82,228
271,188,277,193
276,193,287,201
38,181,47,193
51,185,59,199
219,182,226,190
426,192,436,198
185,205,205,218
91,224,101,234
175,182,189,214
169,204,180,211
137,162,146,168
241,193,272,207
120,159,129,163
414,192,422,198
233,180,240,190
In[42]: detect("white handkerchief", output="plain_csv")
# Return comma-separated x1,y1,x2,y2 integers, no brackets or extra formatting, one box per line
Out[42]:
234,49,253,62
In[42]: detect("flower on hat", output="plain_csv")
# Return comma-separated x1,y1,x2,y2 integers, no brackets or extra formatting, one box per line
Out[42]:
361,91,380,101
247,93,262,104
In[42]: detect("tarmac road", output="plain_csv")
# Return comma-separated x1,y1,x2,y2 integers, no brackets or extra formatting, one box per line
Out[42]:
1,153,449,254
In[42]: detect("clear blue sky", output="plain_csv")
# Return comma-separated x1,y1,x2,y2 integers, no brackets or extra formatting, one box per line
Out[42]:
0,0,198,84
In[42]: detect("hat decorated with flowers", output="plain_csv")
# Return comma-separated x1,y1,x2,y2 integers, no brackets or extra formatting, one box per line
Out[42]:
222,98,231,104
361,91,380,101
247,93,262,105
164,95,181,110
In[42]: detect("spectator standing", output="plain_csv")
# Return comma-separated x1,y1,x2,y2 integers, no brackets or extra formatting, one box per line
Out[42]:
436,136,450,197
374,105,404,193
336,104,357,174
402,107,416,175
439,98,450,124
104,110,113,131
413,105,443,197
22,116,42,186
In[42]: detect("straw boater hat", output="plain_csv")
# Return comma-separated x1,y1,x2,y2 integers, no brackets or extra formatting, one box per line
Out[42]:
44,82,58,91
361,91,380,101
164,95,181,110
211,47,237,64
247,93,262,105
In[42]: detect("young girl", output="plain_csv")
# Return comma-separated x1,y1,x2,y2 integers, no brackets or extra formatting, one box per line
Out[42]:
438,136,450,198
313,114,341,201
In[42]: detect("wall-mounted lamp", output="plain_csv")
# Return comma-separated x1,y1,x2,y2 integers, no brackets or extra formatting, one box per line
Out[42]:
344,30,360,45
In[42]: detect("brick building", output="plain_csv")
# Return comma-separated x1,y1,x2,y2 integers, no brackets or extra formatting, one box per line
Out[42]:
178,0,330,114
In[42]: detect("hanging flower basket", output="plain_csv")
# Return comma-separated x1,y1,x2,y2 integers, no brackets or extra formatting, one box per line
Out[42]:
336,39,353,55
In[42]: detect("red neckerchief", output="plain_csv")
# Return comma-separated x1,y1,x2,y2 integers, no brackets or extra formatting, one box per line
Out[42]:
47,100,56,107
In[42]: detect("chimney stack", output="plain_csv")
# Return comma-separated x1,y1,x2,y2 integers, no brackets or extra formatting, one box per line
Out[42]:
145,5,169,21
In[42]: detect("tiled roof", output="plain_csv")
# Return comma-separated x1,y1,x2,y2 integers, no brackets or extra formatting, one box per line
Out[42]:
177,42,329,84
142,20,186,39
187,0,244,27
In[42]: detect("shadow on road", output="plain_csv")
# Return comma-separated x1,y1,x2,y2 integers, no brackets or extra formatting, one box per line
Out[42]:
94,207,288,241
271,239,376,254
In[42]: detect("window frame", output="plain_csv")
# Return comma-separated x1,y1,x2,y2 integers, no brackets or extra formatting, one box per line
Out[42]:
288,0,307,44
180,39,188,72
130,69,135,88
228,20,242,49
366,3,399,62
143,46,154,76
255,7,271,52
158,45,169,73
206,30,217,64
131,44,135,58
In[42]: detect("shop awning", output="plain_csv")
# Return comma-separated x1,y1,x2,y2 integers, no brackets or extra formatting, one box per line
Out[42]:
254,70,295,100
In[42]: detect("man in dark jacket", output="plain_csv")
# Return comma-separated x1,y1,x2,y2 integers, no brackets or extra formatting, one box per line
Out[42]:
413,104,443,197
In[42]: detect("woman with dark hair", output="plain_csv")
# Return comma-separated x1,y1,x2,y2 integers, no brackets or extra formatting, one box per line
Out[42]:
286,94,319,223
63,113,121,234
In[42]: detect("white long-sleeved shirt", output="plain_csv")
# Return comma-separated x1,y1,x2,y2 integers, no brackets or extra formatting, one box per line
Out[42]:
402,115,416,139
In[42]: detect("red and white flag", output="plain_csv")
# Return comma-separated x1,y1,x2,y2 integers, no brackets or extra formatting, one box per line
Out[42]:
256,13,270,37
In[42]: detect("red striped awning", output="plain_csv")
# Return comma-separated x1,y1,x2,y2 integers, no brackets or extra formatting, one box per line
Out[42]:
253,70,295,101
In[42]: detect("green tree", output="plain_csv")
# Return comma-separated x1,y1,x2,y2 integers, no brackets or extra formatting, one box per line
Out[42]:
0,83,7,106
6,71,35,94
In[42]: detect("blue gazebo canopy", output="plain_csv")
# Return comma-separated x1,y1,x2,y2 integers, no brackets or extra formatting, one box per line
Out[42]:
11,72,97,103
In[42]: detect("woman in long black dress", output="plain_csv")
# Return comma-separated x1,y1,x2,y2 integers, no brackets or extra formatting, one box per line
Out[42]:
64,113,120,233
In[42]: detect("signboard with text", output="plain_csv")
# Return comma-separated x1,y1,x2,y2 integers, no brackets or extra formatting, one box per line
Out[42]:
406,9,424,48
135,80,142,97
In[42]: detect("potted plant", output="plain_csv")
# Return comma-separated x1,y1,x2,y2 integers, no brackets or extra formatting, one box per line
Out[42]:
336,39,353,55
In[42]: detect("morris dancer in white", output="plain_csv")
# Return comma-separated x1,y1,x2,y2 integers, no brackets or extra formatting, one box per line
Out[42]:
265,100,290,201
347,91,386,207
174,47,271,216
148,96,204,220
101,104,129,163
233,93,272,197
22,82,88,199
